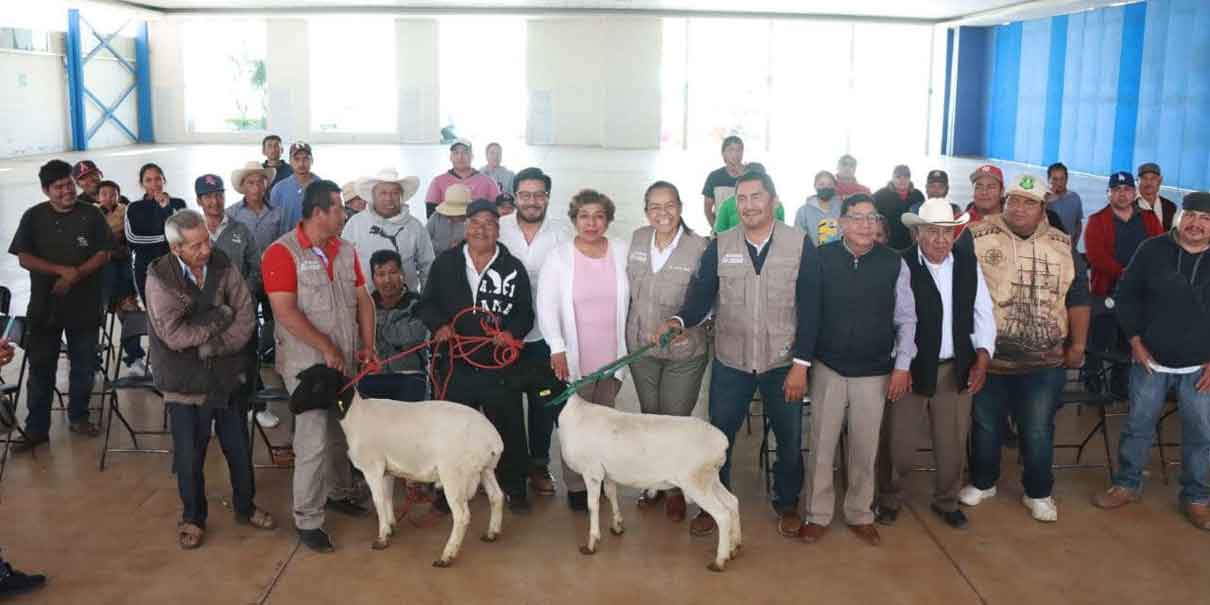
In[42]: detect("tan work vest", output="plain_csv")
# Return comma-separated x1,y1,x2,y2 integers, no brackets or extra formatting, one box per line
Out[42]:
714,221,804,374
625,226,709,360
273,231,361,381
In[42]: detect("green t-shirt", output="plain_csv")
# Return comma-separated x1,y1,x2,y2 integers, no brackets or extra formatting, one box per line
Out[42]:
713,196,785,233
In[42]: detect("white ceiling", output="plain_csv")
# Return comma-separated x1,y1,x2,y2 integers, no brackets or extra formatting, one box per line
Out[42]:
108,0,1026,21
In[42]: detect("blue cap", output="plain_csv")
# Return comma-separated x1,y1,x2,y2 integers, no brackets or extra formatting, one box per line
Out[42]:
195,174,224,196
466,198,499,219
1108,171,1135,189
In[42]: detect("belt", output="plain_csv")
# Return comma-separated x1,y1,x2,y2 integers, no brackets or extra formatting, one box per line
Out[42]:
938,358,954,365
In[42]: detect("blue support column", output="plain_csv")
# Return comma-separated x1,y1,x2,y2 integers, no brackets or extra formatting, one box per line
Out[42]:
65,9,87,151
135,22,154,143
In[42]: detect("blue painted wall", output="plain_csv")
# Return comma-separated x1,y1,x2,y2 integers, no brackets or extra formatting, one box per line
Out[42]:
949,0,1210,191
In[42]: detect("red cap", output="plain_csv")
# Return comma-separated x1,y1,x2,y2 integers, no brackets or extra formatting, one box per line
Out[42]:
72,160,101,180
969,164,1003,185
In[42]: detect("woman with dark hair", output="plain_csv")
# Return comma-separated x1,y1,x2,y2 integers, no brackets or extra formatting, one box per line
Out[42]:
536,188,630,512
624,181,710,521
124,163,186,303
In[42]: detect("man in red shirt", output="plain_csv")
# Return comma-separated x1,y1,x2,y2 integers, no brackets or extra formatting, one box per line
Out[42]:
262,179,377,553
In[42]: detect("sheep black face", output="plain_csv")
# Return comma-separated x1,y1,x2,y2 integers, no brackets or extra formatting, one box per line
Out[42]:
289,364,356,419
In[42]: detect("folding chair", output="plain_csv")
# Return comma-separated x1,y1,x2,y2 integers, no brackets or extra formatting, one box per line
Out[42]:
0,316,32,483
99,311,170,471
250,367,292,470
1052,312,1130,480
758,399,843,495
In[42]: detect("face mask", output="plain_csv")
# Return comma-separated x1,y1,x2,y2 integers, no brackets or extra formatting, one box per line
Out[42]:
817,187,836,201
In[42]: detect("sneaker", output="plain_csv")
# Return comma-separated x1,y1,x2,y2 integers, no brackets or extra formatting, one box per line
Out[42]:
127,358,148,376
0,561,47,597
297,528,335,553
1092,485,1140,510
1022,495,1058,522
68,420,101,438
1183,502,1210,531
256,410,280,429
875,506,899,526
958,485,997,507
325,495,370,517
567,490,588,512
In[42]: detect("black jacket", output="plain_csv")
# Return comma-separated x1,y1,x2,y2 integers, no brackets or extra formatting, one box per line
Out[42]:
1114,233,1210,368
874,185,926,251
418,242,534,368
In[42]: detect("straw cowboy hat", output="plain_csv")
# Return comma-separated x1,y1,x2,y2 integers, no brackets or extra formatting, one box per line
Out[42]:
341,181,361,203
436,183,473,217
356,168,420,203
901,197,970,228
230,161,276,194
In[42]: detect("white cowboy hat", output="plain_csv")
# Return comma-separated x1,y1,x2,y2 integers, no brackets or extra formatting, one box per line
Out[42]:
230,161,276,194
341,181,360,203
901,197,970,228
436,183,473,217
356,168,420,203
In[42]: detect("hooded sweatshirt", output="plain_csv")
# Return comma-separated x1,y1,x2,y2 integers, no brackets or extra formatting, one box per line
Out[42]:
341,204,436,293
794,195,843,246
1114,232,1210,368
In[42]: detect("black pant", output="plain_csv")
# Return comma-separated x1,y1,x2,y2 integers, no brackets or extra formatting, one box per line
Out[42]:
445,364,527,496
168,398,255,527
358,373,427,402
514,340,563,468
24,322,98,435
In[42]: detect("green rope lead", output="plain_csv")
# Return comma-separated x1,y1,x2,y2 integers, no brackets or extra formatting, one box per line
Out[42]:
543,331,677,409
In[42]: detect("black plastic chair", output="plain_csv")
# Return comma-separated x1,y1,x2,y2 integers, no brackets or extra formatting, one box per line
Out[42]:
0,316,32,483
99,311,169,471
1052,312,1131,480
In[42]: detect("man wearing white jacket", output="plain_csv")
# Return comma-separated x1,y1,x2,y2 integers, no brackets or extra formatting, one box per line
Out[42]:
341,169,433,293
536,189,629,512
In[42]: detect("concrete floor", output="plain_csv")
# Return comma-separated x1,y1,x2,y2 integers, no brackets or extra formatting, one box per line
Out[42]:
0,145,1207,604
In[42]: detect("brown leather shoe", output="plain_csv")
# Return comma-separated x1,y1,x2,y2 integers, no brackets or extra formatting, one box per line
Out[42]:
528,466,556,496
848,524,881,546
777,511,803,537
665,492,686,522
1184,502,1210,531
689,510,716,536
1092,485,1140,510
798,522,827,543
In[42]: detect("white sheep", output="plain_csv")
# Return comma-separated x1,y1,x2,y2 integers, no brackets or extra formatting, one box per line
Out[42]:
293,365,504,567
557,393,742,571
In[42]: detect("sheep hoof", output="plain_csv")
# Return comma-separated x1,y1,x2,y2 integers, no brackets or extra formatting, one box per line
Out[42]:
432,559,452,568
480,532,498,543
579,544,597,556
610,524,625,536
707,561,726,573
371,538,390,550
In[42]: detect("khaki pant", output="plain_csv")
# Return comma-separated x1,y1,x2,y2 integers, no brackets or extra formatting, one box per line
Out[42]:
285,374,355,531
629,354,708,417
804,362,887,526
876,362,972,513
561,377,622,493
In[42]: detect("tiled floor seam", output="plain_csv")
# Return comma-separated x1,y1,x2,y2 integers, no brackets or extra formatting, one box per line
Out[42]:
253,541,301,605
904,502,987,604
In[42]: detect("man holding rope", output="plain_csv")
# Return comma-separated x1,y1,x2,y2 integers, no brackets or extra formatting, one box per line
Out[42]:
263,179,377,553
419,198,535,513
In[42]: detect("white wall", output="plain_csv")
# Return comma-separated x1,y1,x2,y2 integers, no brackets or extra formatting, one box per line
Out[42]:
0,50,70,157
526,16,661,148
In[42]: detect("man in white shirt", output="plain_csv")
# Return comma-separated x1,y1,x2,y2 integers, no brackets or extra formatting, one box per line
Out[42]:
497,166,570,497
876,198,995,530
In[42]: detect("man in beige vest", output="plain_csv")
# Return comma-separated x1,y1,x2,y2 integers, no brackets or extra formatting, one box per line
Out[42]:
658,171,823,539
262,179,377,553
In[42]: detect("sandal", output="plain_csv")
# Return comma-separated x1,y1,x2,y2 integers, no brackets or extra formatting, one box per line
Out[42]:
178,522,204,550
237,507,276,530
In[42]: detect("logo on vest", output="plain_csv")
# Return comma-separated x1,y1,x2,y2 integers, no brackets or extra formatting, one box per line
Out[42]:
981,248,1005,267
629,251,649,263
76,236,89,247
720,253,746,265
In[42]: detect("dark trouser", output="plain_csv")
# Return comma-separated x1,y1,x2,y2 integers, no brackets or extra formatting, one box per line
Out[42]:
24,323,98,435
970,367,1066,499
708,360,802,513
168,398,255,527
358,373,428,402
516,340,562,468
445,364,527,496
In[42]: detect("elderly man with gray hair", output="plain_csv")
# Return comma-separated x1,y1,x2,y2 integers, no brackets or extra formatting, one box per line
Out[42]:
145,209,275,550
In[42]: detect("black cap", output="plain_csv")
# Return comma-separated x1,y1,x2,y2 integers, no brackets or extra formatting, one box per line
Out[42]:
1137,162,1161,178
1183,192,1210,213
926,169,948,184
893,164,911,178
495,193,515,207
467,198,499,218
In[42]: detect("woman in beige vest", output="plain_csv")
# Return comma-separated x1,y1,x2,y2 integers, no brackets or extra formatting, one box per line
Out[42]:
625,181,710,521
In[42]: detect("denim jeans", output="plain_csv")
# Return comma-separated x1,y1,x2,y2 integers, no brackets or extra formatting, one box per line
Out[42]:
970,367,1066,499
357,373,428,402
1113,365,1210,505
708,360,802,512
168,398,255,526
24,323,98,435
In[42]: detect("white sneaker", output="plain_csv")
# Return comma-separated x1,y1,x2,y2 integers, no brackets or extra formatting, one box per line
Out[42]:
127,358,148,376
1022,495,1058,522
958,485,997,507
256,410,280,429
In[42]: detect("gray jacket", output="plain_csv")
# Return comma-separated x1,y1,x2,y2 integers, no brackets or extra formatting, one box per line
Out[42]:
342,206,435,293
794,196,842,247
211,219,261,295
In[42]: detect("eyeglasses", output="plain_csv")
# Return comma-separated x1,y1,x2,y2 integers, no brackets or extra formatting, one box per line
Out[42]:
516,191,548,202
842,213,882,225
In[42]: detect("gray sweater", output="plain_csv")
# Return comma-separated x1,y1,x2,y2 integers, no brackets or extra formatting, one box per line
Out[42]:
211,219,262,295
